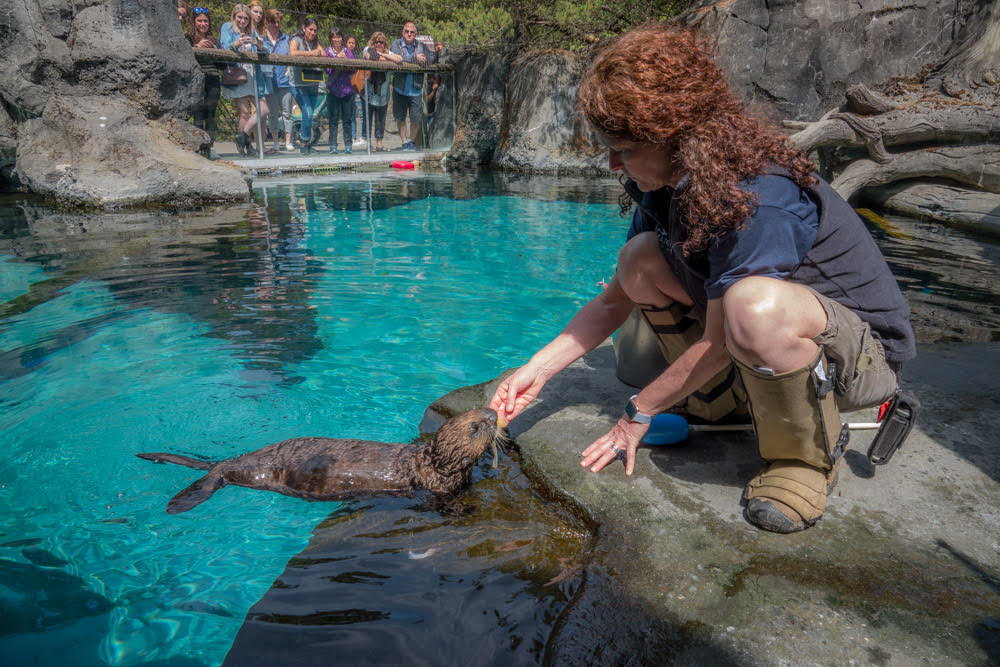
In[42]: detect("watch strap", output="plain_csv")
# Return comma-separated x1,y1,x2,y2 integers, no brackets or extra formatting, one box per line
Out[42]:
626,394,654,424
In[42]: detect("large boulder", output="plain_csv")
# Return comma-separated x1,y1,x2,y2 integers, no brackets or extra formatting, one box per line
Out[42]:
1,0,200,119
493,51,606,173
16,96,249,207
1,0,249,206
443,51,509,167
684,0,974,120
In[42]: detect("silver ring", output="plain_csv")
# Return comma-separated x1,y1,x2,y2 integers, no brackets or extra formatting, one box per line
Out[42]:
609,445,620,455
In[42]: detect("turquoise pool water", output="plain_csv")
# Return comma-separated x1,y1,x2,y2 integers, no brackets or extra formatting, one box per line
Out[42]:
0,175,623,665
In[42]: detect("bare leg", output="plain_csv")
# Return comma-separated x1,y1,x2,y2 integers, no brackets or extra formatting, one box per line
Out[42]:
409,121,420,146
397,121,407,144
245,98,269,148
615,232,693,308
722,276,827,373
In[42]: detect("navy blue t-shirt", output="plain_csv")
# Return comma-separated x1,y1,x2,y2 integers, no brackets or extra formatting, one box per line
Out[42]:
704,174,819,299
628,174,820,300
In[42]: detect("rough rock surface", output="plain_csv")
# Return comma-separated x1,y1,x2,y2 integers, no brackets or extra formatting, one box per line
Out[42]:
1,0,248,205
684,0,974,121
1,0,200,119
493,51,606,173
425,341,1000,664
445,49,609,175
443,51,510,167
16,96,249,207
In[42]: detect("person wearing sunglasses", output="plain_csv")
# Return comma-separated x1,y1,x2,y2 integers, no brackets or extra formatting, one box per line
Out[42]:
390,22,441,151
362,32,401,152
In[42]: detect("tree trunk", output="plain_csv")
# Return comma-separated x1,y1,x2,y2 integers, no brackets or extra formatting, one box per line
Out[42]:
930,0,1000,89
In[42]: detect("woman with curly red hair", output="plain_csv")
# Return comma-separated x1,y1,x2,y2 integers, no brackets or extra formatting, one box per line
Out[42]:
490,23,915,534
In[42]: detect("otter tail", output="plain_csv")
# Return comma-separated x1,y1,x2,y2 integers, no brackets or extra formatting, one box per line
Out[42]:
137,452,216,471
167,474,225,514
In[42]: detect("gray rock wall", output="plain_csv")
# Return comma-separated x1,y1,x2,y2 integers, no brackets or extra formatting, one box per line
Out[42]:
446,1,983,173
684,0,975,120
2,0,201,119
493,51,606,173
445,49,609,174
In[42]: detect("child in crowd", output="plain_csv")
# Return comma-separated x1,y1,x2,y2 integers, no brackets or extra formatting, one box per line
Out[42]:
324,27,355,154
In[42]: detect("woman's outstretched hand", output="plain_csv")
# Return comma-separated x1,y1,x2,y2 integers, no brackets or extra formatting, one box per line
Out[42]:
580,416,649,476
488,365,548,427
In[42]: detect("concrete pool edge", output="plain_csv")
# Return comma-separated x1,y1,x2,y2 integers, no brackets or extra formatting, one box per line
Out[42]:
423,341,1000,664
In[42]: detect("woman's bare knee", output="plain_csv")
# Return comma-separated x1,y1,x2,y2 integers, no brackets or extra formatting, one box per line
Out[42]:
724,277,825,369
617,233,691,307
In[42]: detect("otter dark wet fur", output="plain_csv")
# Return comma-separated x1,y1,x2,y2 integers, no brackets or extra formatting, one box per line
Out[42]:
137,408,501,514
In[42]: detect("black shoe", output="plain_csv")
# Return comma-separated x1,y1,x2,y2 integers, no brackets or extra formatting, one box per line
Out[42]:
237,132,252,156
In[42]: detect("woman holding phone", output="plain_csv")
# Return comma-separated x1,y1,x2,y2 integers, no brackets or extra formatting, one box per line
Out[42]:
220,4,271,156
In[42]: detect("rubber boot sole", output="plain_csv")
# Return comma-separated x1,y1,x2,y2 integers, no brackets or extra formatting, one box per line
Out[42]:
741,469,839,534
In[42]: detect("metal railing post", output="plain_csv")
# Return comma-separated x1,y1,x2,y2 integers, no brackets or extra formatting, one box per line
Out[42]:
253,63,264,160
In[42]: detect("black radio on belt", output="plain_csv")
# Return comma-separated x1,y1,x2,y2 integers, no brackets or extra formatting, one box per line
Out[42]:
867,390,920,466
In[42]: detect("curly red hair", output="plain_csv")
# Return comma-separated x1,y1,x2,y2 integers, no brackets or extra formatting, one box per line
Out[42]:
578,23,816,256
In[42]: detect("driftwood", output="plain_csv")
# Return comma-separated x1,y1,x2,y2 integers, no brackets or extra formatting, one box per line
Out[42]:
782,4,999,232
787,103,1000,155
865,183,1000,236
831,144,1000,200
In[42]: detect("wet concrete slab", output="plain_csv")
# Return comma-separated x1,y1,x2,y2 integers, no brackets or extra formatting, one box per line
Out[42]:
426,341,1000,664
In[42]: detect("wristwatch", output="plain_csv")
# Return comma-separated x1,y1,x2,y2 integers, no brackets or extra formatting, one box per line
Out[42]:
625,395,654,424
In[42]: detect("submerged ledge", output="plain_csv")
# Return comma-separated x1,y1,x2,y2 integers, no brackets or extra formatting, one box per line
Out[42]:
424,341,1000,663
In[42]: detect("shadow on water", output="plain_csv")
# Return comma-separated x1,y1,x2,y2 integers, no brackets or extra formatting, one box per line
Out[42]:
0,558,113,636
222,447,745,666
222,452,595,666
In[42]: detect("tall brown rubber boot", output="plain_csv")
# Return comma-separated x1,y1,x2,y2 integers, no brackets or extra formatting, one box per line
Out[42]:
735,349,847,533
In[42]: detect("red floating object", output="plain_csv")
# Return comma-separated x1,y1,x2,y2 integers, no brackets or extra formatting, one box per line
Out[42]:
392,161,415,170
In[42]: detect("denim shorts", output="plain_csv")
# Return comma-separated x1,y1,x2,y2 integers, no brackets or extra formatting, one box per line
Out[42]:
808,288,899,412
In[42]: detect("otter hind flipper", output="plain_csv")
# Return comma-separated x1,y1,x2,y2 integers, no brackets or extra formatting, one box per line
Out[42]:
166,474,225,514
137,452,215,471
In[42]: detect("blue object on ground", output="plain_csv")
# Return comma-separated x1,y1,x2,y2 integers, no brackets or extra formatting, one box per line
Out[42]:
641,413,691,446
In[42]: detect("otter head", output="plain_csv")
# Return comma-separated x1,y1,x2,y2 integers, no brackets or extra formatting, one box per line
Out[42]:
426,408,502,478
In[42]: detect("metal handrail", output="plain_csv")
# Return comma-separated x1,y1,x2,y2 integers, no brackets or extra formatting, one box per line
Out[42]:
192,47,452,73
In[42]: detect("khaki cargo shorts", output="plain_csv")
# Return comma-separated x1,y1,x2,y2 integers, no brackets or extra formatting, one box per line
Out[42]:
808,288,899,412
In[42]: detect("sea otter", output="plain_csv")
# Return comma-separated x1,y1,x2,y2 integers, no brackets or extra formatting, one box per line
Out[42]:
137,408,502,514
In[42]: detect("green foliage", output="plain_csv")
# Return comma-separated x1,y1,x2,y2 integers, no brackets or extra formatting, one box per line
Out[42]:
190,0,694,50
423,2,514,48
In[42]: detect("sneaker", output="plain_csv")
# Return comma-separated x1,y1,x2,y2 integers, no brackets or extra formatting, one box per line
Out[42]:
285,143,294,151
329,146,339,154
352,138,367,148
402,141,415,150
208,149,220,161
344,147,352,155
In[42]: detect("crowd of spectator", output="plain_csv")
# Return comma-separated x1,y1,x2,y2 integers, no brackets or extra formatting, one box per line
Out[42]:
178,2,444,158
